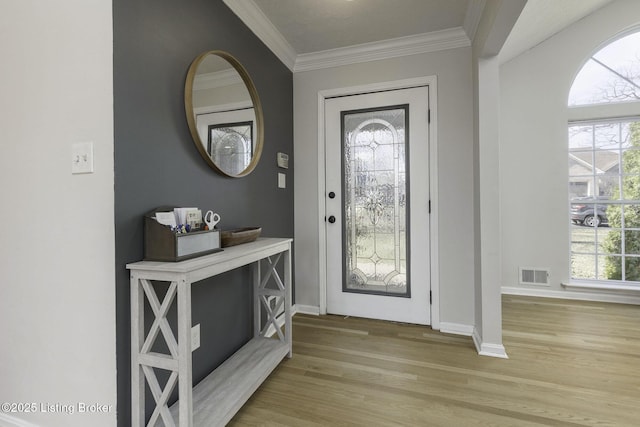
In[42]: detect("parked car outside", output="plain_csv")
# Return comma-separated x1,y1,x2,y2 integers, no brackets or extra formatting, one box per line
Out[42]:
571,197,609,227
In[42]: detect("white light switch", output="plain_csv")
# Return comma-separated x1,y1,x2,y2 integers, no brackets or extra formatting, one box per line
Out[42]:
278,173,286,189
71,142,94,174
191,324,200,351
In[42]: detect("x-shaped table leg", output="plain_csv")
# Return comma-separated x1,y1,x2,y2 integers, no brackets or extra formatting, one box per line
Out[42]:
142,365,178,427
140,280,179,357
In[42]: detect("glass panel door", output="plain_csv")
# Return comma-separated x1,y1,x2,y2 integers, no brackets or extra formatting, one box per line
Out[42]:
342,106,409,296
324,85,430,325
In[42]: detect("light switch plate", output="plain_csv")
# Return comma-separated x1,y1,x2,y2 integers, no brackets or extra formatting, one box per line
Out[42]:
71,142,94,174
191,324,200,351
278,173,286,189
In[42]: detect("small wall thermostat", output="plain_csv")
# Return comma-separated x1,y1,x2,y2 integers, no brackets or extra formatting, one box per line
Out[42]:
277,152,289,169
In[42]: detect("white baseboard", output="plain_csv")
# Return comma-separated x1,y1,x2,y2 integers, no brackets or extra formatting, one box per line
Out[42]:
294,304,320,315
439,322,474,336
289,306,510,358
472,328,509,359
0,414,41,427
502,286,640,305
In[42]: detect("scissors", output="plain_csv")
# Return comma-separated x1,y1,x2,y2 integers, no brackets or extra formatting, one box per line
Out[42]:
204,211,221,230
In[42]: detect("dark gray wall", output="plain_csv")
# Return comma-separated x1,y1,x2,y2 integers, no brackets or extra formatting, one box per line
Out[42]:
113,0,293,424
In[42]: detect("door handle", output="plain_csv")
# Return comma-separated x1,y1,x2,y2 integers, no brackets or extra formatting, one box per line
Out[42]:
328,191,336,199
328,215,336,223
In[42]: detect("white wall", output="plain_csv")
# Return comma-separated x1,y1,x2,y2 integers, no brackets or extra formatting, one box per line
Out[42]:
0,1,116,426
193,82,250,109
294,47,476,327
500,0,640,300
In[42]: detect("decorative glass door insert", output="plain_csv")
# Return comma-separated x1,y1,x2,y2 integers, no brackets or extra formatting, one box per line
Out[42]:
208,121,253,176
342,106,409,297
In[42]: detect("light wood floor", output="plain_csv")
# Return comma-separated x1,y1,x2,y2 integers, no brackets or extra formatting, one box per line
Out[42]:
230,295,640,426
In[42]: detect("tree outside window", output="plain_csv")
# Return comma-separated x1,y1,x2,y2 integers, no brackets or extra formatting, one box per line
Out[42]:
569,30,640,285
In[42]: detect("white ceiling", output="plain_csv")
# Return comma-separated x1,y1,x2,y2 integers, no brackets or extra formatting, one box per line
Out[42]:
252,0,470,54
500,0,614,63
225,0,615,71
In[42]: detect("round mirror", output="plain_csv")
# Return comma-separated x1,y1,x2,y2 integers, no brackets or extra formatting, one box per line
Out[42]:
185,51,264,177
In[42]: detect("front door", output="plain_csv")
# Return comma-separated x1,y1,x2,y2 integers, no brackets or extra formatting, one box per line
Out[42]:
325,86,431,325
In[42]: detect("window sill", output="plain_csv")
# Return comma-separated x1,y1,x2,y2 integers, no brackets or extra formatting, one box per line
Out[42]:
562,281,640,292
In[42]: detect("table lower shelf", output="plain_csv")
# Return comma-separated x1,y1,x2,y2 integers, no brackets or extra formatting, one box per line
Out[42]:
170,337,289,426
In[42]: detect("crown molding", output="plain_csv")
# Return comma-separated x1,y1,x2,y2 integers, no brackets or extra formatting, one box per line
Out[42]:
193,69,243,91
294,27,470,73
222,0,297,71
224,1,471,74
463,0,486,42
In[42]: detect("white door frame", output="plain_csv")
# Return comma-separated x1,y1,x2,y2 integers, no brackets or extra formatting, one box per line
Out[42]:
316,76,440,329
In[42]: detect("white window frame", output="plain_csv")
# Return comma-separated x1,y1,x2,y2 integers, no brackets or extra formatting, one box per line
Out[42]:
567,29,640,290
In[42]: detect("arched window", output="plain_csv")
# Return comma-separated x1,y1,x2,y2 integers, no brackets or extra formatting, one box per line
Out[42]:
568,31,640,284
569,31,640,106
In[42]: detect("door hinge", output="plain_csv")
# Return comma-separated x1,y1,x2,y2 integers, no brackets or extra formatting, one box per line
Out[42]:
429,291,432,305
428,109,431,124
428,200,431,214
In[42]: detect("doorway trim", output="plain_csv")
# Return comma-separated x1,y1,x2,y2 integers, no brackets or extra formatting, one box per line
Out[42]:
316,76,440,329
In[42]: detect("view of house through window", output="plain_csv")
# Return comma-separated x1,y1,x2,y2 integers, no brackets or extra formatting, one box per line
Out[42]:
569,31,640,284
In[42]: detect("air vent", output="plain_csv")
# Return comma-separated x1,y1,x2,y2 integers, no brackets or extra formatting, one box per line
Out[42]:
519,268,549,286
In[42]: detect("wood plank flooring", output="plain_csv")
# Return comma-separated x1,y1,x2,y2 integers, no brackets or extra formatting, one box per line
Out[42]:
229,295,640,426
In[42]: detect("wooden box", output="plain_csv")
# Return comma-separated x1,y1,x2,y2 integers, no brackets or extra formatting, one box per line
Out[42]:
220,227,262,247
144,208,222,262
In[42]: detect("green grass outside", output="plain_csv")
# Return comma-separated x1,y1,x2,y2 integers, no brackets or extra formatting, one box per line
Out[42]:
571,225,612,279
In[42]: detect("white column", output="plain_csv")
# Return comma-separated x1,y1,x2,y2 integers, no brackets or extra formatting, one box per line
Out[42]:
476,55,507,358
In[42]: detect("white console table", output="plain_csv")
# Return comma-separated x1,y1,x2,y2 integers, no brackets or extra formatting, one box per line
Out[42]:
127,237,293,427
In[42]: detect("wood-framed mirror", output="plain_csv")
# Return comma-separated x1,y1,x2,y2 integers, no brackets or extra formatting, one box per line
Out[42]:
185,51,264,177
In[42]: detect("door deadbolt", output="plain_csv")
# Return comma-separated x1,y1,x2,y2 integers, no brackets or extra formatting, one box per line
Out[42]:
328,215,336,223
328,191,336,199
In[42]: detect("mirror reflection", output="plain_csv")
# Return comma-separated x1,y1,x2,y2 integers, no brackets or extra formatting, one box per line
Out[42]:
185,51,263,177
